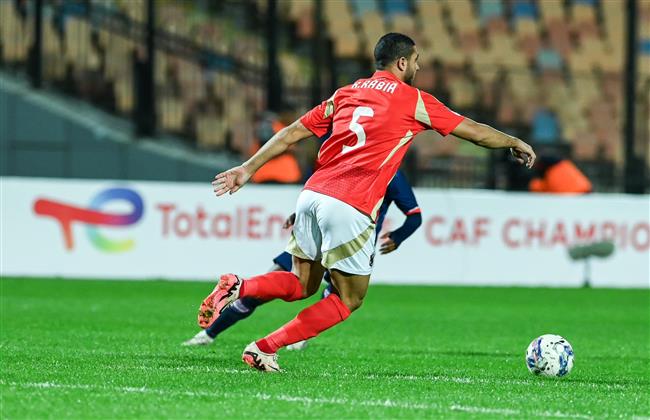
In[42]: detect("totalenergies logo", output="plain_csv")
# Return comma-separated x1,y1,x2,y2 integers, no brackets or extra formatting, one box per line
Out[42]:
33,188,144,252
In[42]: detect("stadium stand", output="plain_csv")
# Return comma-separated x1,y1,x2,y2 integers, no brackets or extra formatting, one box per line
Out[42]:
0,0,648,191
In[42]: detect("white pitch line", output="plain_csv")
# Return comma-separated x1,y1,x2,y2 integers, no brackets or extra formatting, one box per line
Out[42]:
109,364,630,391
0,380,603,419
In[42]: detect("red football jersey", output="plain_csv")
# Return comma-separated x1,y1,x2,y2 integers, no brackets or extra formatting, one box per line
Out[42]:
300,70,464,219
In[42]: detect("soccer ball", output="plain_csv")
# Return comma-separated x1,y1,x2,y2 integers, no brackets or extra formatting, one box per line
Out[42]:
525,334,574,377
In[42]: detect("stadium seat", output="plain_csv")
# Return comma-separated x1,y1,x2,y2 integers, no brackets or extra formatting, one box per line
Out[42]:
384,0,411,17
447,0,479,33
287,0,314,38
546,20,572,59
415,0,443,20
572,75,600,111
458,29,482,58
115,78,134,114
177,59,205,104
539,0,564,26
360,11,386,58
478,0,504,26
333,32,361,58
196,115,228,149
490,34,527,69
602,1,625,47
573,135,599,161
118,0,145,23
159,98,185,132
511,0,537,20
508,70,538,105
102,32,133,81
1,2,30,64
571,1,598,40
515,18,540,60
155,51,168,86
42,18,65,81
288,0,313,20
351,0,379,17
448,73,478,109
325,3,355,38
390,13,416,35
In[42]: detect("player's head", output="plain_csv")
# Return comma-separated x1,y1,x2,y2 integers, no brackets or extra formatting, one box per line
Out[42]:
374,33,419,85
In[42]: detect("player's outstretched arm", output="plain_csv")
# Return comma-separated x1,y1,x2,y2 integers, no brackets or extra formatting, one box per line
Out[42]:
212,120,314,196
451,118,536,168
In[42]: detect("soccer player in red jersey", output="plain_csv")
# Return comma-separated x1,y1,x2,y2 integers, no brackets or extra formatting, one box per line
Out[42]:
209,33,535,371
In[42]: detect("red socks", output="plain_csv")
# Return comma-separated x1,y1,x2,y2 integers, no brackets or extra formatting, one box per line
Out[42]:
256,294,351,354
239,271,304,302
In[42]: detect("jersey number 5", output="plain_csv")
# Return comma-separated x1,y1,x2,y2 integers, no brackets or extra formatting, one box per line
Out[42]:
342,106,374,154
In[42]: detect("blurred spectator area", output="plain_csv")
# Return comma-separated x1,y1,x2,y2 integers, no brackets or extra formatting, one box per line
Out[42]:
1,0,649,191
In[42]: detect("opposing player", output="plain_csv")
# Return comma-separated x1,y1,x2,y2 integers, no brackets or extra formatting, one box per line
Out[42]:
209,33,535,371
183,169,422,347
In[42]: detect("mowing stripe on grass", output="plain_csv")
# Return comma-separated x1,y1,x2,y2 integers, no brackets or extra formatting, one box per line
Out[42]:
1,380,601,419
108,363,632,391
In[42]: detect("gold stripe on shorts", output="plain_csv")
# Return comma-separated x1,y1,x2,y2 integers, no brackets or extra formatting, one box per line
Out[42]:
286,231,311,260
322,224,375,269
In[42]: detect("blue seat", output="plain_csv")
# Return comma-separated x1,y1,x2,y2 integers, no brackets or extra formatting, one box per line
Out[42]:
512,0,537,20
350,0,378,16
640,39,650,55
531,108,561,144
479,0,504,25
537,47,563,71
384,0,411,17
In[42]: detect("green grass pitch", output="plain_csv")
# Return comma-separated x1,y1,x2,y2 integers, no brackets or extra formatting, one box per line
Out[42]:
1,277,649,418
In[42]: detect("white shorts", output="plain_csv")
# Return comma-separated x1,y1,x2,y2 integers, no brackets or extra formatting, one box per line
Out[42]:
286,190,376,275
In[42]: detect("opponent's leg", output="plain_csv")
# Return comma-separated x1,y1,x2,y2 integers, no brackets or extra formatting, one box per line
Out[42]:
205,298,262,337
322,271,335,298
184,297,266,346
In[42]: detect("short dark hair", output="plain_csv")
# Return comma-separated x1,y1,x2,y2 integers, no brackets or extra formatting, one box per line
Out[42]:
374,33,416,70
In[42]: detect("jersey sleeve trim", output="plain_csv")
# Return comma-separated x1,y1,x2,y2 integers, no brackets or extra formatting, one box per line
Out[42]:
405,207,421,216
379,130,414,168
323,90,337,118
415,89,431,127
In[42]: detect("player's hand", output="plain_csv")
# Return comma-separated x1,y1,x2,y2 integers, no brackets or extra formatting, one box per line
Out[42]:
283,213,296,229
212,165,251,196
510,140,536,169
379,232,398,254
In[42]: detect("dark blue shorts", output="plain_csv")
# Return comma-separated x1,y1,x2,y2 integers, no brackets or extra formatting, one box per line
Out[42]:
273,251,332,284
272,251,293,272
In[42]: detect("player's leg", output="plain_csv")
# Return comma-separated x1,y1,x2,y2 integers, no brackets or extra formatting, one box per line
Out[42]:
183,298,265,346
322,271,335,298
244,268,368,368
286,270,334,351
242,192,375,370
184,252,295,346
328,270,369,312
210,191,324,315
203,253,295,337
204,298,262,336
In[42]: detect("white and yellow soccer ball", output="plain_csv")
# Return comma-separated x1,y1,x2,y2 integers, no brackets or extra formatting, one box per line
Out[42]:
526,334,574,377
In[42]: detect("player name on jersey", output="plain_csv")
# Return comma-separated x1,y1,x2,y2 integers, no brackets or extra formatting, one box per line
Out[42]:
351,79,398,94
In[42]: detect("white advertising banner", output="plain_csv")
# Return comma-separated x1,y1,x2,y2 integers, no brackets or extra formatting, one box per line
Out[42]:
1,177,648,288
